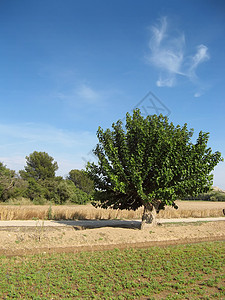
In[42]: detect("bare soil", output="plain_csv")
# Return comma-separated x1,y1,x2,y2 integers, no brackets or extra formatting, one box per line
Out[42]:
0,220,224,256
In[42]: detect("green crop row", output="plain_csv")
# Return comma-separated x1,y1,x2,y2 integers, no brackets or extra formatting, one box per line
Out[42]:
0,241,224,299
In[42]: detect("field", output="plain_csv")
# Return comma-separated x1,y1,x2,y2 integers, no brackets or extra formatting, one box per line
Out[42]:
0,200,224,257
0,201,224,299
0,200,225,221
0,241,224,299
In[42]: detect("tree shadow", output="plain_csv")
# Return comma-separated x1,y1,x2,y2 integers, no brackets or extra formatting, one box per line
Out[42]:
52,219,141,230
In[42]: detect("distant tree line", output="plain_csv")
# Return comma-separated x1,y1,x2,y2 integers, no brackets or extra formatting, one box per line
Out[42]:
1,150,224,205
0,151,94,204
183,191,225,202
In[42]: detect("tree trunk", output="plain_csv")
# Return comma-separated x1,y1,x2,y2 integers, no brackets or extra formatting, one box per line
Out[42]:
140,201,159,230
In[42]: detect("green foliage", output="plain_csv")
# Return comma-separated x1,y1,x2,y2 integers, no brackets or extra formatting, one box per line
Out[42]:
24,178,47,203
184,191,225,202
20,151,58,180
41,177,63,203
47,204,53,220
13,151,90,205
0,156,90,205
0,162,14,200
0,162,27,201
42,178,89,205
67,169,94,195
22,176,90,205
69,185,90,204
87,109,223,213
0,242,224,299
54,180,75,204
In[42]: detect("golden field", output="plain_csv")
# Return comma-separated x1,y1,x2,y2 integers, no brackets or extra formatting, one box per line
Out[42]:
0,200,224,221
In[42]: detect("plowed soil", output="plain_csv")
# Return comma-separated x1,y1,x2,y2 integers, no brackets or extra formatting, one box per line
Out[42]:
0,220,224,256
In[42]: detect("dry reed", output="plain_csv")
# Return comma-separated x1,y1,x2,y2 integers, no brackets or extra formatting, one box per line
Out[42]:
0,201,224,221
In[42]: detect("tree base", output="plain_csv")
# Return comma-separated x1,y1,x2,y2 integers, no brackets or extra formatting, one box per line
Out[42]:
140,202,158,230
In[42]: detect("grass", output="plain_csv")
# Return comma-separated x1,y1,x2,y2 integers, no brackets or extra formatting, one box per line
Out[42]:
0,241,224,299
0,201,225,221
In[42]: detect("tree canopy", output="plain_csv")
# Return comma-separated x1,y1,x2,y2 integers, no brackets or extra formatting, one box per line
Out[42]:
0,154,90,205
87,109,223,228
20,151,58,180
0,162,26,201
0,162,15,200
67,169,94,195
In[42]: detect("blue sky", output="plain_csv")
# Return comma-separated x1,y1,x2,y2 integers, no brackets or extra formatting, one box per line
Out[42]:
0,0,225,189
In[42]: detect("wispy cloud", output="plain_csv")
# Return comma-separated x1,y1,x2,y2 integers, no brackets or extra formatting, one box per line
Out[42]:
77,84,100,102
188,44,210,80
0,123,97,174
194,92,202,98
54,83,103,107
146,17,210,94
0,123,97,149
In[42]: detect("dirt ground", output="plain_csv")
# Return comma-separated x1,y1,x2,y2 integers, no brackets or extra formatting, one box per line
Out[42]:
0,219,224,256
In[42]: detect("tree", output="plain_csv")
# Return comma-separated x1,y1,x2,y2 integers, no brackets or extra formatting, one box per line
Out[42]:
0,162,14,201
24,177,47,203
87,109,223,229
0,163,27,201
42,177,76,205
23,175,90,205
67,169,94,195
20,151,58,181
54,180,89,205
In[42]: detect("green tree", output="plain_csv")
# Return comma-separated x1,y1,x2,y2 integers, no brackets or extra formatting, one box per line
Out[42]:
65,180,90,204
41,177,63,203
0,162,27,201
54,180,73,204
24,178,47,203
87,109,223,229
67,169,94,195
35,177,90,205
20,151,58,180
0,162,14,201
0,163,27,201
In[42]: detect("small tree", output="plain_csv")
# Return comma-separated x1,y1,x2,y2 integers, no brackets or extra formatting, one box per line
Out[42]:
24,178,47,203
87,110,223,229
55,180,90,205
67,169,94,195
0,162,15,201
0,163,26,201
20,151,58,181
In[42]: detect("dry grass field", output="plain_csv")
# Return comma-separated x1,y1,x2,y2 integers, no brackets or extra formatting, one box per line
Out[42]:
0,200,224,221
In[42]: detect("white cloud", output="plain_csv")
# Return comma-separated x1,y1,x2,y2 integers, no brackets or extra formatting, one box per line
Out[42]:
148,17,185,79
147,17,210,94
156,75,176,87
188,44,210,80
0,156,26,172
194,92,202,98
0,123,91,147
0,123,97,174
77,84,99,102
54,83,102,107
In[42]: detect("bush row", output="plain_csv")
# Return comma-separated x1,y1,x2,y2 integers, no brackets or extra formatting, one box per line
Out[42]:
0,161,92,205
183,191,225,202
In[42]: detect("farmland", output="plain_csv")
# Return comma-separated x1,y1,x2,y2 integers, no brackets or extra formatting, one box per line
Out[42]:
0,200,225,221
0,200,224,256
0,241,224,299
0,201,224,299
